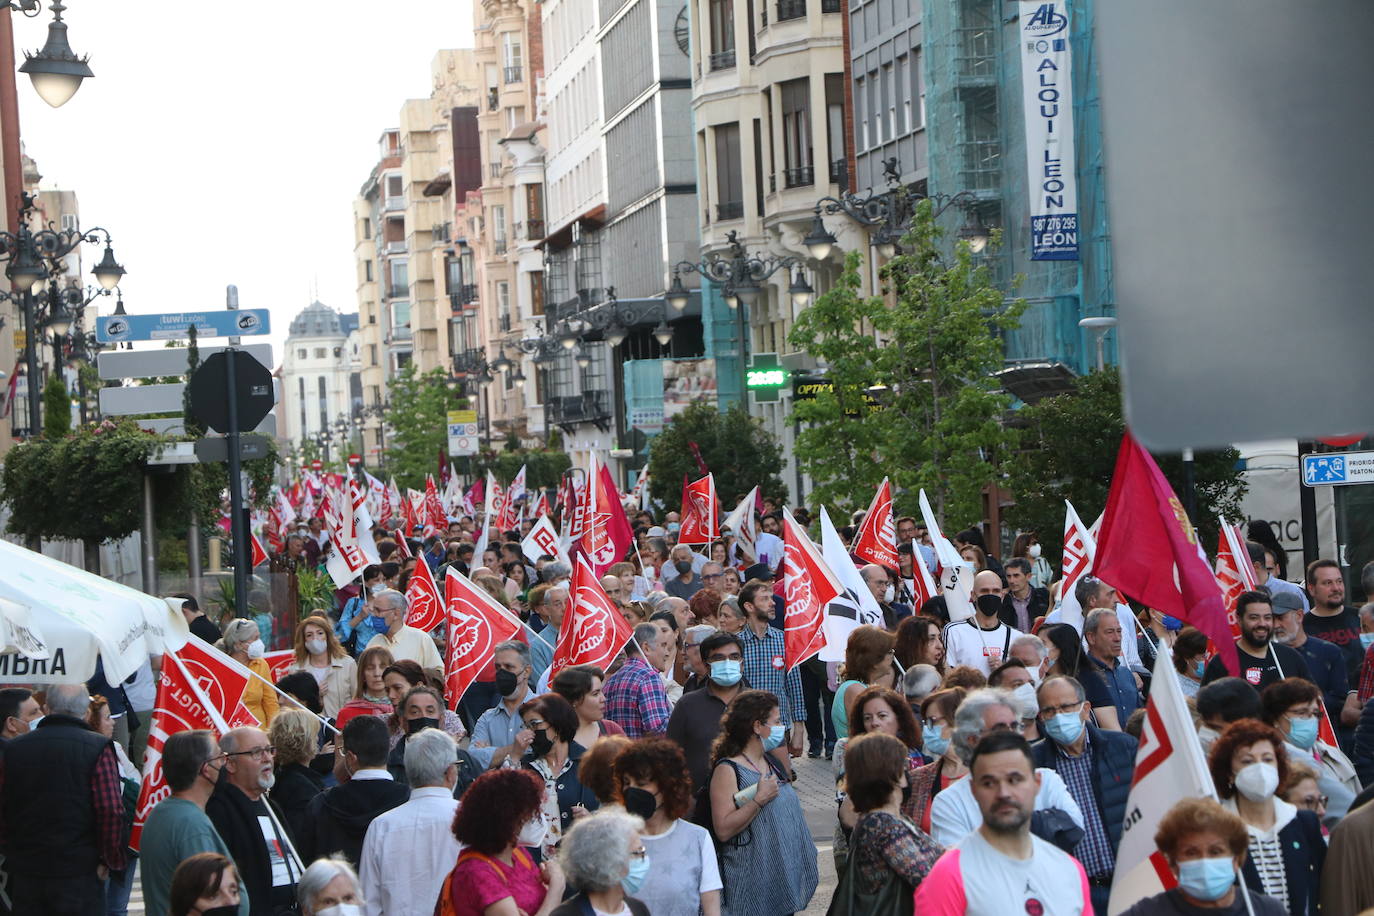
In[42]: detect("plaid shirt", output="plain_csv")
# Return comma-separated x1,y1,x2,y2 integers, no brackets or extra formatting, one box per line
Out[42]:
603,657,671,737
0,740,128,871
741,625,805,725
1056,741,1113,878
1358,643,1374,702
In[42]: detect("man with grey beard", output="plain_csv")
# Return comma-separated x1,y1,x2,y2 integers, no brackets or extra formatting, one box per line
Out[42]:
207,726,302,915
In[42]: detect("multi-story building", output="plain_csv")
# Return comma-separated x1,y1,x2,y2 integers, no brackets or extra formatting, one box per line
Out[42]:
689,0,849,499
279,301,362,452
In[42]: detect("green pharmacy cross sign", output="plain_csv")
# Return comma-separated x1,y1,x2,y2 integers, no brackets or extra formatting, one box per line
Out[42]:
746,353,788,402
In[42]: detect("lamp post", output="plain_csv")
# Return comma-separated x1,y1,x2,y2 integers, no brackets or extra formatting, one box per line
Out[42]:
0,193,124,437
1077,316,1117,372
8,0,94,108
667,232,814,402
802,157,991,259
361,398,391,469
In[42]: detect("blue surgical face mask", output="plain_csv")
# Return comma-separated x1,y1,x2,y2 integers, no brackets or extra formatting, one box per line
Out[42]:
622,853,652,895
1361,632,1374,650
922,724,950,757
368,614,389,633
1043,710,1085,746
761,724,786,751
709,659,742,686
1194,659,1206,679
1176,856,1236,902
1287,716,1319,750
1160,615,1183,631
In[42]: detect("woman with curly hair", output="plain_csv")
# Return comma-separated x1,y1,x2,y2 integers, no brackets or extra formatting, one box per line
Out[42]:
709,690,818,915
442,768,566,916
613,737,722,916
268,708,324,840
688,588,724,629
1208,718,1324,915
577,734,633,805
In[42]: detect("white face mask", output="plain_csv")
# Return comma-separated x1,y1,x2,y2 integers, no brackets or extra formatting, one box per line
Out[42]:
1028,544,1042,559
1011,682,1039,719
246,638,266,659
1233,762,1279,802
517,811,550,847
305,638,327,656
882,584,895,604
316,906,362,916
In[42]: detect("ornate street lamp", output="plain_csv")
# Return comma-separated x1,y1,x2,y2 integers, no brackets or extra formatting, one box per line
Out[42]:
16,1,93,109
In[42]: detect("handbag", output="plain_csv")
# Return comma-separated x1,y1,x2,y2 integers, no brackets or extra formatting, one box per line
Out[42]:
825,816,915,916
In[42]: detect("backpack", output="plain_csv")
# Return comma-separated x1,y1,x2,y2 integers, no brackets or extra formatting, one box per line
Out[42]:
690,755,790,847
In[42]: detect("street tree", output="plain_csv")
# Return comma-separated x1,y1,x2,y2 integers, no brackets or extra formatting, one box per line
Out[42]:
42,373,70,439
787,199,1024,526
646,401,785,507
1004,366,1248,562
385,364,463,489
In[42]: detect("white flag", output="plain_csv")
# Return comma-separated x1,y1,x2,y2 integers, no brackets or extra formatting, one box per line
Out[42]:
723,486,759,561
1056,500,1098,631
323,493,370,588
1107,644,1218,914
507,464,528,506
522,515,571,569
817,507,886,661
472,471,497,568
918,490,975,623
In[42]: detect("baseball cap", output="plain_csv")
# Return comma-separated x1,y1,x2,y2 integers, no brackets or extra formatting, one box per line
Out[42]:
744,563,773,582
1270,591,1303,614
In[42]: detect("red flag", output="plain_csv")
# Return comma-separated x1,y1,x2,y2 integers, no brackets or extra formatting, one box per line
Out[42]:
250,531,269,568
687,441,709,475
783,509,843,669
678,474,718,546
550,555,635,680
392,529,412,558
532,489,552,520
1095,434,1236,675
424,475,448,529
401,488,420,535
405,551,444,632
263,649,296,683
131,645,251,849
852,477,898,570
443,568,523,708
579,459,634,577
1214,522,1255,641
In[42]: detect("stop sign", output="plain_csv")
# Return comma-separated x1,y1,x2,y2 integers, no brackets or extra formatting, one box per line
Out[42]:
189,350,276,434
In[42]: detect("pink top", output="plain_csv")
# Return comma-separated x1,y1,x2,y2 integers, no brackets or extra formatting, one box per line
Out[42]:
449,848,547,916
914,832,1091,916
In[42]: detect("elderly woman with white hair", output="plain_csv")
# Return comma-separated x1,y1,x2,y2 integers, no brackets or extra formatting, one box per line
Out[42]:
551,809,652,916
296,856,364,916
218,617,278,726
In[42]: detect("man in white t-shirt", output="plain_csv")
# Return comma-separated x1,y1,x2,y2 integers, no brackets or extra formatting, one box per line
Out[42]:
944,574,1024,677
929,687,1083,846
916,730,1091,915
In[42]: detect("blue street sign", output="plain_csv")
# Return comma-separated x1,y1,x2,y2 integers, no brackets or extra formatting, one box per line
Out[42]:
95,309,271,343
1299,451,1374,487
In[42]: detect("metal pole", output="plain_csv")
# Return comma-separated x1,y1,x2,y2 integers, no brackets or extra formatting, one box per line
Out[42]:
1182,447,1196,523
1298,439,1319,570
188,509,203,604
1095,332,1106,372
141,471,158,594
226,350,249,617
737,296,748,407
21,287,39,435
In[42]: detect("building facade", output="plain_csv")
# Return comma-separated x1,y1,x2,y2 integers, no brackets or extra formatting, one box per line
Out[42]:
278,301,362,453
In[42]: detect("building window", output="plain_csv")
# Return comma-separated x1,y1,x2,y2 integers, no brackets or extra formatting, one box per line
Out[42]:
825,73,847,187
866,73,879,148
497,281,511,331
364,260,373,282
781,78,813,188
530,270,545,315
317,376,328,431
361,217,371,238
491,206,507,253
386,174,403,199
880,63,893,143
855,76,868,151
895,55,909,135
389,259,409,298
714,122,743,220
297,348,306,359
709,0,735,70
298,377,306,434
368,344,378,366
503,33,523,82
913,46,925,128
314,347,327,359
393,301,411,332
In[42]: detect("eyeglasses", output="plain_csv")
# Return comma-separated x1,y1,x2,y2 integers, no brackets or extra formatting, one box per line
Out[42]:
1039,701,1085,719
630,847,648,859
703,573,723,581
1297,795,1329,811
983,721,1022,734
523,718,546,729
227,746,276,760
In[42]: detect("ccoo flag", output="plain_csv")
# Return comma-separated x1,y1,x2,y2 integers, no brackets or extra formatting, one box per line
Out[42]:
678,474,718,546
1214,518,1255,641
1107,643,1218,914
442,568,524,708
405,545,445,632
723,486,760,562
579,458,634,577
1055,500,1098,631
852,477,898,571
1095,434,1236,676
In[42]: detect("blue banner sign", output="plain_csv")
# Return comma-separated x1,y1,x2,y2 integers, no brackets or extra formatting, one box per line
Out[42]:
95,309,271,343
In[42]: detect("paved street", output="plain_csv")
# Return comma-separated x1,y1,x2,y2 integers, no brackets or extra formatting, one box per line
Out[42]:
125,755,841,915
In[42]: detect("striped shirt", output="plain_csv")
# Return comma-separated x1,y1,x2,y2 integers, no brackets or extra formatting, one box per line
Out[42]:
1055,742,1114,878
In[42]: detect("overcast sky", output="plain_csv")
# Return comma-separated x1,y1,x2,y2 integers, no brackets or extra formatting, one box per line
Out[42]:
15,0,473,361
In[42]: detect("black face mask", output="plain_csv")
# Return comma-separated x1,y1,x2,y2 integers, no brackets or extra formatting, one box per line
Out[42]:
976,594,1004,619
623,785,657,821
407,716,441,735
495,668,521,697
201,907,239,916
675,560,694,575
530,730,554,758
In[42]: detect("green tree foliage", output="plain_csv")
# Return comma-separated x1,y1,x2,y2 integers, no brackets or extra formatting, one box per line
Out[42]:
1004,366,1248,562
384,365,464,489
787,200,1023,525
42,373,70,439
646,401,785,507
472,449,572,492
182,325,206,439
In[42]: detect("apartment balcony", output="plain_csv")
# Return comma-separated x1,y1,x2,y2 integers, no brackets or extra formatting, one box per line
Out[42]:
504,65,523,84
386,284,409,300
783,165,815,189
489,162,503,179
431,222,452,243
494,239,508,255
385,239,407,254
385,325,413,343
716,201,744,221
524,218,545,240
709,49,736,71
959,139,1002,192
499,312,512,332
383,196,405,213
449,287,479,313
828,158,848,191
546,390,610,427
955,26,998,85
776,0,805,20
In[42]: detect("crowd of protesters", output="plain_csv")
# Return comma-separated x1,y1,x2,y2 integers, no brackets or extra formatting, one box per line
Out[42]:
8,497,1374,916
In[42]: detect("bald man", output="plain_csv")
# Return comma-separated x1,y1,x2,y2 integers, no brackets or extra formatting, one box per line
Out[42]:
600,574,627,605
943,570,1024,676
206,727,300,912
